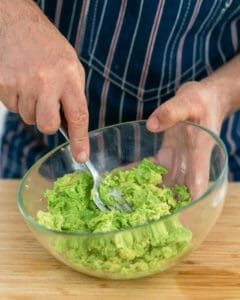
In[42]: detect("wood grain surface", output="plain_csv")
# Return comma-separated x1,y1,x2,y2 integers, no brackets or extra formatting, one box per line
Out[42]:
0,180,239,300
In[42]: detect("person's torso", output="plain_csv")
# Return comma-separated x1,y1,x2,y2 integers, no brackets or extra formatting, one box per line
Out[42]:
3,0,240,179
38,0,240,104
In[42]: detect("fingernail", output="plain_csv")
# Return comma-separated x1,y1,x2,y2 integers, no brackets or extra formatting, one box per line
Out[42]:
147,116,160,130
77,151,88,163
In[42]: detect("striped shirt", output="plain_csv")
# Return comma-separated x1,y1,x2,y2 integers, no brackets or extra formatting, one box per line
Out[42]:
1,0,240,179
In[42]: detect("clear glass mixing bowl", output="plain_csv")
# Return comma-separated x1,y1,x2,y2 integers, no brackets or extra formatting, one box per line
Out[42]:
17,121,228,279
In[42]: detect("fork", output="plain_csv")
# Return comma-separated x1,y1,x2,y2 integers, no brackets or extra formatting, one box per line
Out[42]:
59,122,132,212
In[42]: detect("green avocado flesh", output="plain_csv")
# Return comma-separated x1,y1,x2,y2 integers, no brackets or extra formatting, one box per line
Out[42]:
37,158,193,278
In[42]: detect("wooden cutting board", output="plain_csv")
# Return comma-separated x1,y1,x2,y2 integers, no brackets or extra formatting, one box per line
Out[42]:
0,180,239,300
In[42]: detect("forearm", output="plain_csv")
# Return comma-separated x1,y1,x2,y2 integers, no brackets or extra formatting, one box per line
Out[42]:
0,0,39,21
0,0,89,163
202,54,240,118
0,0,51,42
0,0,49,58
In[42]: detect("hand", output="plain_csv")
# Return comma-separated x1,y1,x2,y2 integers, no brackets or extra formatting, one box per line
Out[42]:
146,81,225,198
0,0,89,162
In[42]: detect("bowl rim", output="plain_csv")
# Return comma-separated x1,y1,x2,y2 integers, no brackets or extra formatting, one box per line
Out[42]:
17,120,228,237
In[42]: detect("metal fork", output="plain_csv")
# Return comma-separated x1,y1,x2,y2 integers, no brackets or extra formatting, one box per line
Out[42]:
59,124,132,212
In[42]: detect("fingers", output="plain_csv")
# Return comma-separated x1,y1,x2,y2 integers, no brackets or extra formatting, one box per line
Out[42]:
59,60,89,163
146,82,210,133
147,95,192,132
61,87,89,163
18,92,37,125
36,93,61,135
186,147,211,199
0,94,19,113
0,77,18,113
146,81,217,199
16,59,89,164
186,126,214,199
152,120,213,200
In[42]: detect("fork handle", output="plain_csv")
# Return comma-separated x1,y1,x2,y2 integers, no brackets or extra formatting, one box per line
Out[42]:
59,107,69,139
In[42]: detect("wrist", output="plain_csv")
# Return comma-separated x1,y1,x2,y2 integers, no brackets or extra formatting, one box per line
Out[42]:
201,55,240,120
200,77,229,122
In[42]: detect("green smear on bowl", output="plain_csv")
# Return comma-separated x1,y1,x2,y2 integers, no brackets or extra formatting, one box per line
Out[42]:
37,159,193,279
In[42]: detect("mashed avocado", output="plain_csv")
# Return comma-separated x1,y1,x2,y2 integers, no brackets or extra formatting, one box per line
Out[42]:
37,159,193,278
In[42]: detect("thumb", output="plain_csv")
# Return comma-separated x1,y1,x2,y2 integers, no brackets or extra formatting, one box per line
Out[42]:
146,95,193,132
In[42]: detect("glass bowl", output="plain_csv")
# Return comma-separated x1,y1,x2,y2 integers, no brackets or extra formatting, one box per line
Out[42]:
17,121,228,280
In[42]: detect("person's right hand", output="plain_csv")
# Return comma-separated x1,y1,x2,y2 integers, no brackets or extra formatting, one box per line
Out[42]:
0,0,89,162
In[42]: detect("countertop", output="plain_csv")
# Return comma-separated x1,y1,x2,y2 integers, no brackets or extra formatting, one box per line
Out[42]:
0,180,239,300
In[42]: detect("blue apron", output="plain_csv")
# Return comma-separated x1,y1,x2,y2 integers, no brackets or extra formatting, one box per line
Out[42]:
1,0,240,179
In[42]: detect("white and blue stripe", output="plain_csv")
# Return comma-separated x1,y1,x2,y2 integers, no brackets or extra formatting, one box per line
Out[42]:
1,0,240,179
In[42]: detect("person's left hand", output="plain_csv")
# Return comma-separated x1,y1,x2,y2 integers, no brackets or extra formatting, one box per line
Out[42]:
146,81,225,198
